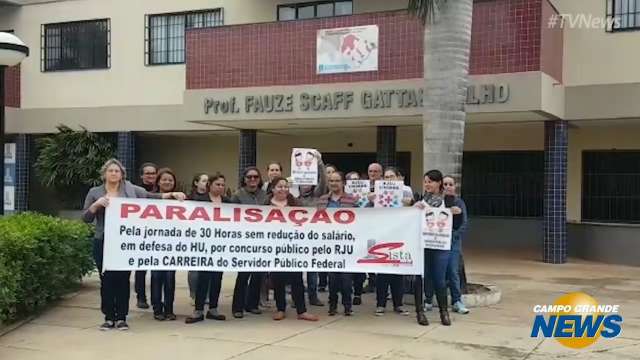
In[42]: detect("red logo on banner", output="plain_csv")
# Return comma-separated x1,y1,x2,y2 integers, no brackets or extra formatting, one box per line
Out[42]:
357,242,413,265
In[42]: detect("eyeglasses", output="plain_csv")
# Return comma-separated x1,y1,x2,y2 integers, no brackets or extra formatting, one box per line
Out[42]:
245,175,260,179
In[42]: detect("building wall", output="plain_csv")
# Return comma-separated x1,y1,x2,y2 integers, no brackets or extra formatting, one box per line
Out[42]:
0,0,407,110
550,0,640,86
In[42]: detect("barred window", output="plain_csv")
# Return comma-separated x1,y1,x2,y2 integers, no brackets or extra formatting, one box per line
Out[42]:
606,0,640,31
461,151,544,217
41,19,110,72
582,151,640,223
277,1,353,21
145,9,223,65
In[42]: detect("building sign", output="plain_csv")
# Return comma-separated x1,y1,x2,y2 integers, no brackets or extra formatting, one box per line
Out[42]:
317,25,379,74
466,83,510,105
4,143,16,213
203,84,509,116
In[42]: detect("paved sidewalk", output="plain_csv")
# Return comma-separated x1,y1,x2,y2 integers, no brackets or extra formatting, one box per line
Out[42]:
1,250,639,360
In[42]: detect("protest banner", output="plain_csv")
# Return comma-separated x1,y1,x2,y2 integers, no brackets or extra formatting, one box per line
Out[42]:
373,180,404,208
422,203,453,250
103,198,424,275
345,179,371,207
291,148,318,185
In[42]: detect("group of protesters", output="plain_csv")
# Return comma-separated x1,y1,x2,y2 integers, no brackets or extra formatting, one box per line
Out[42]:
83,150,469,331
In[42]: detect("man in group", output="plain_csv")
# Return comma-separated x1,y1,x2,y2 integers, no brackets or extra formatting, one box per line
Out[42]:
135,162,158,308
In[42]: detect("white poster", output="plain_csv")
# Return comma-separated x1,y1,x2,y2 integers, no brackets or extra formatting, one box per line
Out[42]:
103,198,424,274
422,203,453,250
291,148,318,185
4,143,16,212
317,25,379,74
373,180,404,208
345,180,371,208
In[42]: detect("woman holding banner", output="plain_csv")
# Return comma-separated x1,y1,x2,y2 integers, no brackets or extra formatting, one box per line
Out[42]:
150,168,182,321
413,169,462,326
186,173,229,324
317,171,356,316
268,176,319,321
187,173,209,305
83,159,185,331
230,167,268,318
371,167,412,317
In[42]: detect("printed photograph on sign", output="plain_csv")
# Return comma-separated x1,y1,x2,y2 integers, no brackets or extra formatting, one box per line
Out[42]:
317,25,378,74
422,205,453,250
291,148,319,185
345,179,371,207
4,143,15,164
4,186,15,212
373,180,404,208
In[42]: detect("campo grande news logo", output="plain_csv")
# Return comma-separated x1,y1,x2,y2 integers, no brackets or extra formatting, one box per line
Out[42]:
531,292,623,349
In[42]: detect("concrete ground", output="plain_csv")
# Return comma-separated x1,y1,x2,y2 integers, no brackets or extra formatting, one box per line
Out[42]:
1,250,639,360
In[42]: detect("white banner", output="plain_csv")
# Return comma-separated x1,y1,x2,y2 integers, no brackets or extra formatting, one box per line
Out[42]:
373,181,404,208
291,148,318,185
422,203,453,250
345,180,370,207
317,25,379,74
103,198,423,274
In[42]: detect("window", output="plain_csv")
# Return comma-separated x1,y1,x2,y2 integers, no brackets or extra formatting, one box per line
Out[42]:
461,152,544,217
41,19,110,72
145,9,223,65
606,0,640,31
277,1,353,21
582,151,640,223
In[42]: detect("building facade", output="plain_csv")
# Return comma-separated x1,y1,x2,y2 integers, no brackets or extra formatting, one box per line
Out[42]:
2,0,639,265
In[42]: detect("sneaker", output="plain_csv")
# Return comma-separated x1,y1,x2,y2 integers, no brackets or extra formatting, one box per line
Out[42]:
165,313,177,321
328,307,337,316
297,312,319,321
353,296,362,306
375,307,385,316
453,301,470,314
424,302,433,312
99,321,115,331
247,308,262,315
154,313,166,321
394,307,410,316
273,311,286,321
136,300,149,309
185,311,204,324
344,307,353,316
309,298,325,307
115,321,129,331
233,311,244,319
206,309,226,321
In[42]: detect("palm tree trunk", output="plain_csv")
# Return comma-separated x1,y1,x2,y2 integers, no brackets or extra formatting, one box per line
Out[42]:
422,0,473,181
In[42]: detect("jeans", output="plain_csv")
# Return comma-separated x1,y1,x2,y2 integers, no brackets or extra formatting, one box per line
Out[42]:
272,272,307,315
188,271,199,299
376,274,404,308
232,272,263,313
307,272,319,301
318,273,328,288
328,273,353,308
424,249,450,302
151,271,176,315
195,271,223,311
447,250,462,304
353,273,366,297
134,271,147,301
94,239,130,321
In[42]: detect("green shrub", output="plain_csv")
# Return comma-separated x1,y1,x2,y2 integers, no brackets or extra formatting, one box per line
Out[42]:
0,213,94,323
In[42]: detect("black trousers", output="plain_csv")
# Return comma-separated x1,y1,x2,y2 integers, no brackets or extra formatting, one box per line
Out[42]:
353,273,365,297
195,271,223,311
318,273,328,288
272,272,307,314
232,272,263,313
376,274,404,308
329,273,353,308
134,271,147,301
151,271,176,315
93,239,130,321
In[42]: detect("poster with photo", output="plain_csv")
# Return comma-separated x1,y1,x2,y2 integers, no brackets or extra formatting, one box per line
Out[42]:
291,148,318,185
